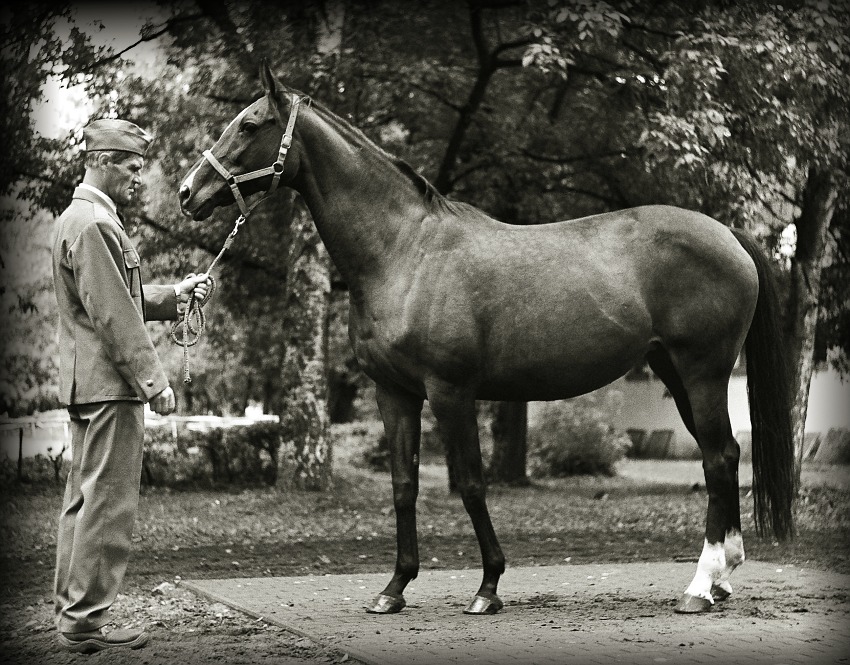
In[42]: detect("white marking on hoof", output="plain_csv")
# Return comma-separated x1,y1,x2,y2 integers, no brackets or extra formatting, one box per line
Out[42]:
683,539,725,603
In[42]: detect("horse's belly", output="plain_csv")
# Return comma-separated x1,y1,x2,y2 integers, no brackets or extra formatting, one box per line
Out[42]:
479,299,653,401
478,345,645,401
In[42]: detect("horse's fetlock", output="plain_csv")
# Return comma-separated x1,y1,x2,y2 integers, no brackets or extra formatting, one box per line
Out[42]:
486,554,506,576
396,559,419,581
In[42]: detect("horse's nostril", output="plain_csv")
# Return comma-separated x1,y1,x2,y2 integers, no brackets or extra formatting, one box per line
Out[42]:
178,184,190,203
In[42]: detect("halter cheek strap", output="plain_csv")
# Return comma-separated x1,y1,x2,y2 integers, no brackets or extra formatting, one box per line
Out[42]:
202,93,302,218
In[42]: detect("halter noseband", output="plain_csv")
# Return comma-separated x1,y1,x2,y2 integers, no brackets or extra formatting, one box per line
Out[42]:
202,93,302,218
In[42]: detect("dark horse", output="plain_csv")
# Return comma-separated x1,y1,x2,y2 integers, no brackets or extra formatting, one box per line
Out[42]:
179,63,794,615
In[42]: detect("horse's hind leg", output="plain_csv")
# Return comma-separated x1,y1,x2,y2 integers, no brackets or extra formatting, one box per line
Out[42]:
673,375,745,613
648,348,744,609
428,382,506,614
368,384,423,614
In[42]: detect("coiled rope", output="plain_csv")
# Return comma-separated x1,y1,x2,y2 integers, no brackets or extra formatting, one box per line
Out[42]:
170,214,245,383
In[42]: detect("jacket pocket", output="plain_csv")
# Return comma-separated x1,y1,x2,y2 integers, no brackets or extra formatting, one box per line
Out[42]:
123,248,142,297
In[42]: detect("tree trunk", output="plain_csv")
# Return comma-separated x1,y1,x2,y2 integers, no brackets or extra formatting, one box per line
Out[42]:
275,0,344,491
328,367,358,423
784,167,838,484
277,210,333,491
487,401,530,485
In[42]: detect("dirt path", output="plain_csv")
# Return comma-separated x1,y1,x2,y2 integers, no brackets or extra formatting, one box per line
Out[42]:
183,561,850,665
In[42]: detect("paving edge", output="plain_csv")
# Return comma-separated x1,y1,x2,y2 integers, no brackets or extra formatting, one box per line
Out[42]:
179,579,376,665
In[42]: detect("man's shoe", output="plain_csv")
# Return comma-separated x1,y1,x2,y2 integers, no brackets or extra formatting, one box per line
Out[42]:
57,627,148,653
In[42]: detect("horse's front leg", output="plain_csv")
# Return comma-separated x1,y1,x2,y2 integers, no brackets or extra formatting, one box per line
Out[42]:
429,383,506,615
367,384,424,614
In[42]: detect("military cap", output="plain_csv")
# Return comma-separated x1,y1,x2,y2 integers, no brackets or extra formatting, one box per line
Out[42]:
83,118,153,156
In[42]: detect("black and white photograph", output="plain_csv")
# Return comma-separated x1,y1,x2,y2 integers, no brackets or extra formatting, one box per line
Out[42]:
1,1,848,663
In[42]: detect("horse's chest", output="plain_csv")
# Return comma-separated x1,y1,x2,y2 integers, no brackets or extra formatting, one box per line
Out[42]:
348,307,424,388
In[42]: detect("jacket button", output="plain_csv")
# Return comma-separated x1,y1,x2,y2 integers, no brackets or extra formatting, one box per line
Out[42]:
146,379,154,387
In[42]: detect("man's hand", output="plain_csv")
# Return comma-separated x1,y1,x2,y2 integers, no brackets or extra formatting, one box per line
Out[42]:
150,386,176,416
175,273,212,314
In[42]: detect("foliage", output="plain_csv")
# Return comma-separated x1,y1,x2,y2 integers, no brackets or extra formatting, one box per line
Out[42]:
1,2,848,441
528,393,631,477
0,452,60,485
0,205,60,415
141,421,282,488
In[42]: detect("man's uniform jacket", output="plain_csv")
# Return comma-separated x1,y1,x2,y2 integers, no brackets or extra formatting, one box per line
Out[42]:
53,186,179,405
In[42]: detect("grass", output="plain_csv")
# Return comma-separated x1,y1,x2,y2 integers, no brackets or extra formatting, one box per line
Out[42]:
3,423,848,579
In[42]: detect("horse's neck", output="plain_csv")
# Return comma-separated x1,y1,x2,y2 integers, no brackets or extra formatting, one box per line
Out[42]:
292,110,425,290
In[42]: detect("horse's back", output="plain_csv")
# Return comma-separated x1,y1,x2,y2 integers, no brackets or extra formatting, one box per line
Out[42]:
354,204,758,401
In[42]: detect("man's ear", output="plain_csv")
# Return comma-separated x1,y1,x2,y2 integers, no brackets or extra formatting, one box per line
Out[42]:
95,152,112,169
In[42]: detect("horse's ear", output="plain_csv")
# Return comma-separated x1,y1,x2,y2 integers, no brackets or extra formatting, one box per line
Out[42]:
260,59,283,117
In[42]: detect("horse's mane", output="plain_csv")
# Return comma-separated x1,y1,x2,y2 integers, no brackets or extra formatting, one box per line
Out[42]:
305,95,468,216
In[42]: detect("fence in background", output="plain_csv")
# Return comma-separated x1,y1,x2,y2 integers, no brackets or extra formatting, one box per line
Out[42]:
0,410,280,472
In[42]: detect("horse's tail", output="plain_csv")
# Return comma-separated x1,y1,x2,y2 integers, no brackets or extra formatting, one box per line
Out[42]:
732,228,795,541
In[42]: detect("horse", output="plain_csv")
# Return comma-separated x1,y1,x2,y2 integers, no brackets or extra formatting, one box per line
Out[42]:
178,61,795,616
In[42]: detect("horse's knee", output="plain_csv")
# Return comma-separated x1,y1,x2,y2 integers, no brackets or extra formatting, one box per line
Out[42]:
702,453,737,491
723,438,741,465
458,479,487,504
392,479,418,509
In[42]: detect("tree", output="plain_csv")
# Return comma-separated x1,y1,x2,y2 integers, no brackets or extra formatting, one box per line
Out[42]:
3,1,845,495
633,2,850,480
0,2,339,489
522,0,850,485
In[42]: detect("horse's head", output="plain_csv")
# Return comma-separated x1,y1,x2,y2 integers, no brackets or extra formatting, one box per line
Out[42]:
179,61,303,221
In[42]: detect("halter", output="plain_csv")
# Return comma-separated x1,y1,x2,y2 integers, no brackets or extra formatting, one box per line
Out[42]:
201,93,302,218
172,94,302,384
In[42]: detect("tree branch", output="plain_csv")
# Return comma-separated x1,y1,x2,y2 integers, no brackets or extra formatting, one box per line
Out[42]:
74,13,203,75
626,21,684,40
621,39,666,73
521,148,636,164
138,214,287,280
448,161,492,189
493,56,525,68
195,0,258,79
542,185,622,208
407,81,464,112
492,37,533,57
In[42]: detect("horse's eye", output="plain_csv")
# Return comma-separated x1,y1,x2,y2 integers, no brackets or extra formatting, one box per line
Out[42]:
241,122,258,134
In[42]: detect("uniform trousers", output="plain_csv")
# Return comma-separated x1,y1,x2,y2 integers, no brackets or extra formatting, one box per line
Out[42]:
54,400,145,633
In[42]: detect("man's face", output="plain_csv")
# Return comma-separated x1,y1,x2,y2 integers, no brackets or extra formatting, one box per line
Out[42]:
103,154,144,207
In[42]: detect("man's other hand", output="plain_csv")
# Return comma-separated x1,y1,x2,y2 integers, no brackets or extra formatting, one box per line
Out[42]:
150,386,176,416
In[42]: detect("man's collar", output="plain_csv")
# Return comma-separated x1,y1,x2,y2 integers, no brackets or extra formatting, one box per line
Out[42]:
78,183,118,216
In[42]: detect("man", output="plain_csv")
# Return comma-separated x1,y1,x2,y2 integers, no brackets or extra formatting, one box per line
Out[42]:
52,118,210,653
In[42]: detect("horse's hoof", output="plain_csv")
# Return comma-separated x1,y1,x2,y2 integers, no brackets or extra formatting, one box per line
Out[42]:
463,594,504,615
674,593,713,614
366,593,406,614
711,582,732,602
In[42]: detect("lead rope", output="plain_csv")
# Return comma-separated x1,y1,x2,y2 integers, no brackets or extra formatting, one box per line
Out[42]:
170,214,246,383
